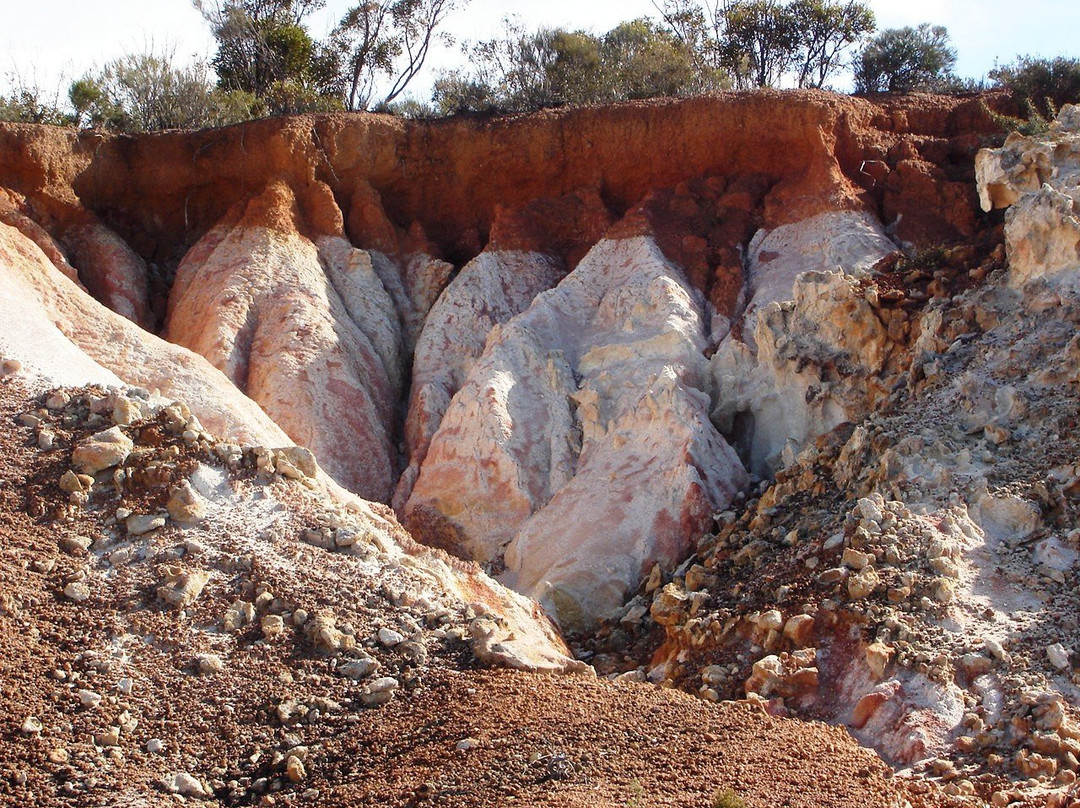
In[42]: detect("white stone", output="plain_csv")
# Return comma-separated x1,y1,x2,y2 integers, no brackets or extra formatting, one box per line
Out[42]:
1047,643,1072,672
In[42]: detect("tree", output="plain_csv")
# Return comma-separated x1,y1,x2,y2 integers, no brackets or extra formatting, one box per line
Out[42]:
788,0,874,88
654,0,872,89
329,0,465,111
854,23,957,93
433,16,719,114
652,0,727,75
603,19,717,99
194,0,337,112
447,18,582,111
721,0,799,88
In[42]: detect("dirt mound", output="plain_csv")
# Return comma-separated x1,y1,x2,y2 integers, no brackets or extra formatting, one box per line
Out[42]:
0,374,958,808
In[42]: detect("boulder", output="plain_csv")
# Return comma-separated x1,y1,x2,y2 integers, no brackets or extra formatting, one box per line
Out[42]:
71,426,133,475
975,106,1080,286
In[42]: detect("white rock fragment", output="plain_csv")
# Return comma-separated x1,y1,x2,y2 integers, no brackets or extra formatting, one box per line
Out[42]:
224,600,256,632
261,614,286,639
360,676,399,706
164,772,209,799
1047,643,1072,672
78,689,102,709
197,654,225,675
157,568,210,608
126,513,167,536
377,627,404,647
112,396,142,426
337,654,379,680
63,582,91,602
167,479,208,524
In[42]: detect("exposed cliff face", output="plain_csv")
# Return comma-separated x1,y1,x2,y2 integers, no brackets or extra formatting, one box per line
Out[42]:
19,90,1080,803
0,90,1007,629
570,106,1080,804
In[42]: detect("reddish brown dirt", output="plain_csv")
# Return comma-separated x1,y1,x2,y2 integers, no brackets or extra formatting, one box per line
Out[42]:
0,375,968,808
0,91,1008,273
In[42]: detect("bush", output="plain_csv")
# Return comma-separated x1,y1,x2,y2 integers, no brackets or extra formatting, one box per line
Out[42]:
0,75,70,125
854,24,957,93
990,55,1080,117
712,787,746,808
433,16,720,114
70,50,267,132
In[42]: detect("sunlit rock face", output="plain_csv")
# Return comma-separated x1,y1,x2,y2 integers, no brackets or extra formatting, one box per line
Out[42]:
976,104,1080,286
0,214,581,678
394,249,567,511
0,218,289,445
405,235,748,630
164,181,405,503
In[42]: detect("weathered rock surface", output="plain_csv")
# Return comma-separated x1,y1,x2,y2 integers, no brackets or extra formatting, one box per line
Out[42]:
0,219,290,445
583,105,1080,799
406,235,748,628
394,249,566,509
165,181,402,502
5,90,1065,802
742,209,896,324
711,264,902,476
61,222,152,329
976,105,1080,285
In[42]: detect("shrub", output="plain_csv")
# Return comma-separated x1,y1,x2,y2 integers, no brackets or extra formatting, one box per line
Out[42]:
712,787,746,808
0,75,69,125
990,55,1080,118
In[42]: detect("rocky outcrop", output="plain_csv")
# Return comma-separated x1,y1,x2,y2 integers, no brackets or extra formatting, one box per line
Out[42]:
976,106,1080,286
15,88,1080,801
0,218,289,444
405,235,748,628
709,209,901,475
61,222,152,329
0,218,580,676
165,181,404,502
742,209,896,323
578,105,1080,797
394,249,567,509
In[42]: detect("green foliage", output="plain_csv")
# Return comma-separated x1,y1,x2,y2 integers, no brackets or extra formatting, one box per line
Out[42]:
69,50,262,132
196,0,464,113
712,787,747,808
604,19,717,99
990,55,1080,118
787,0,875,89
433,15,723,113
324,0,467,111
195,0,339,113
989,99,1054,137
722,0,800,88
854,23,957,93
0,87,70,126
432,71,494,114
655,0,874,89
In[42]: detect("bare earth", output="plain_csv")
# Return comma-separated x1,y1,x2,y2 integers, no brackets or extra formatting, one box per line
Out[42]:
0,375,956,808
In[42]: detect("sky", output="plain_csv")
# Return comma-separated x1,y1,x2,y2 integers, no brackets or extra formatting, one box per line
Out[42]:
3,0,1078,103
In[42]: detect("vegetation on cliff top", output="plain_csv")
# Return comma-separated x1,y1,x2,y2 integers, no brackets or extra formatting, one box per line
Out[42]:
1,0,1078,130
